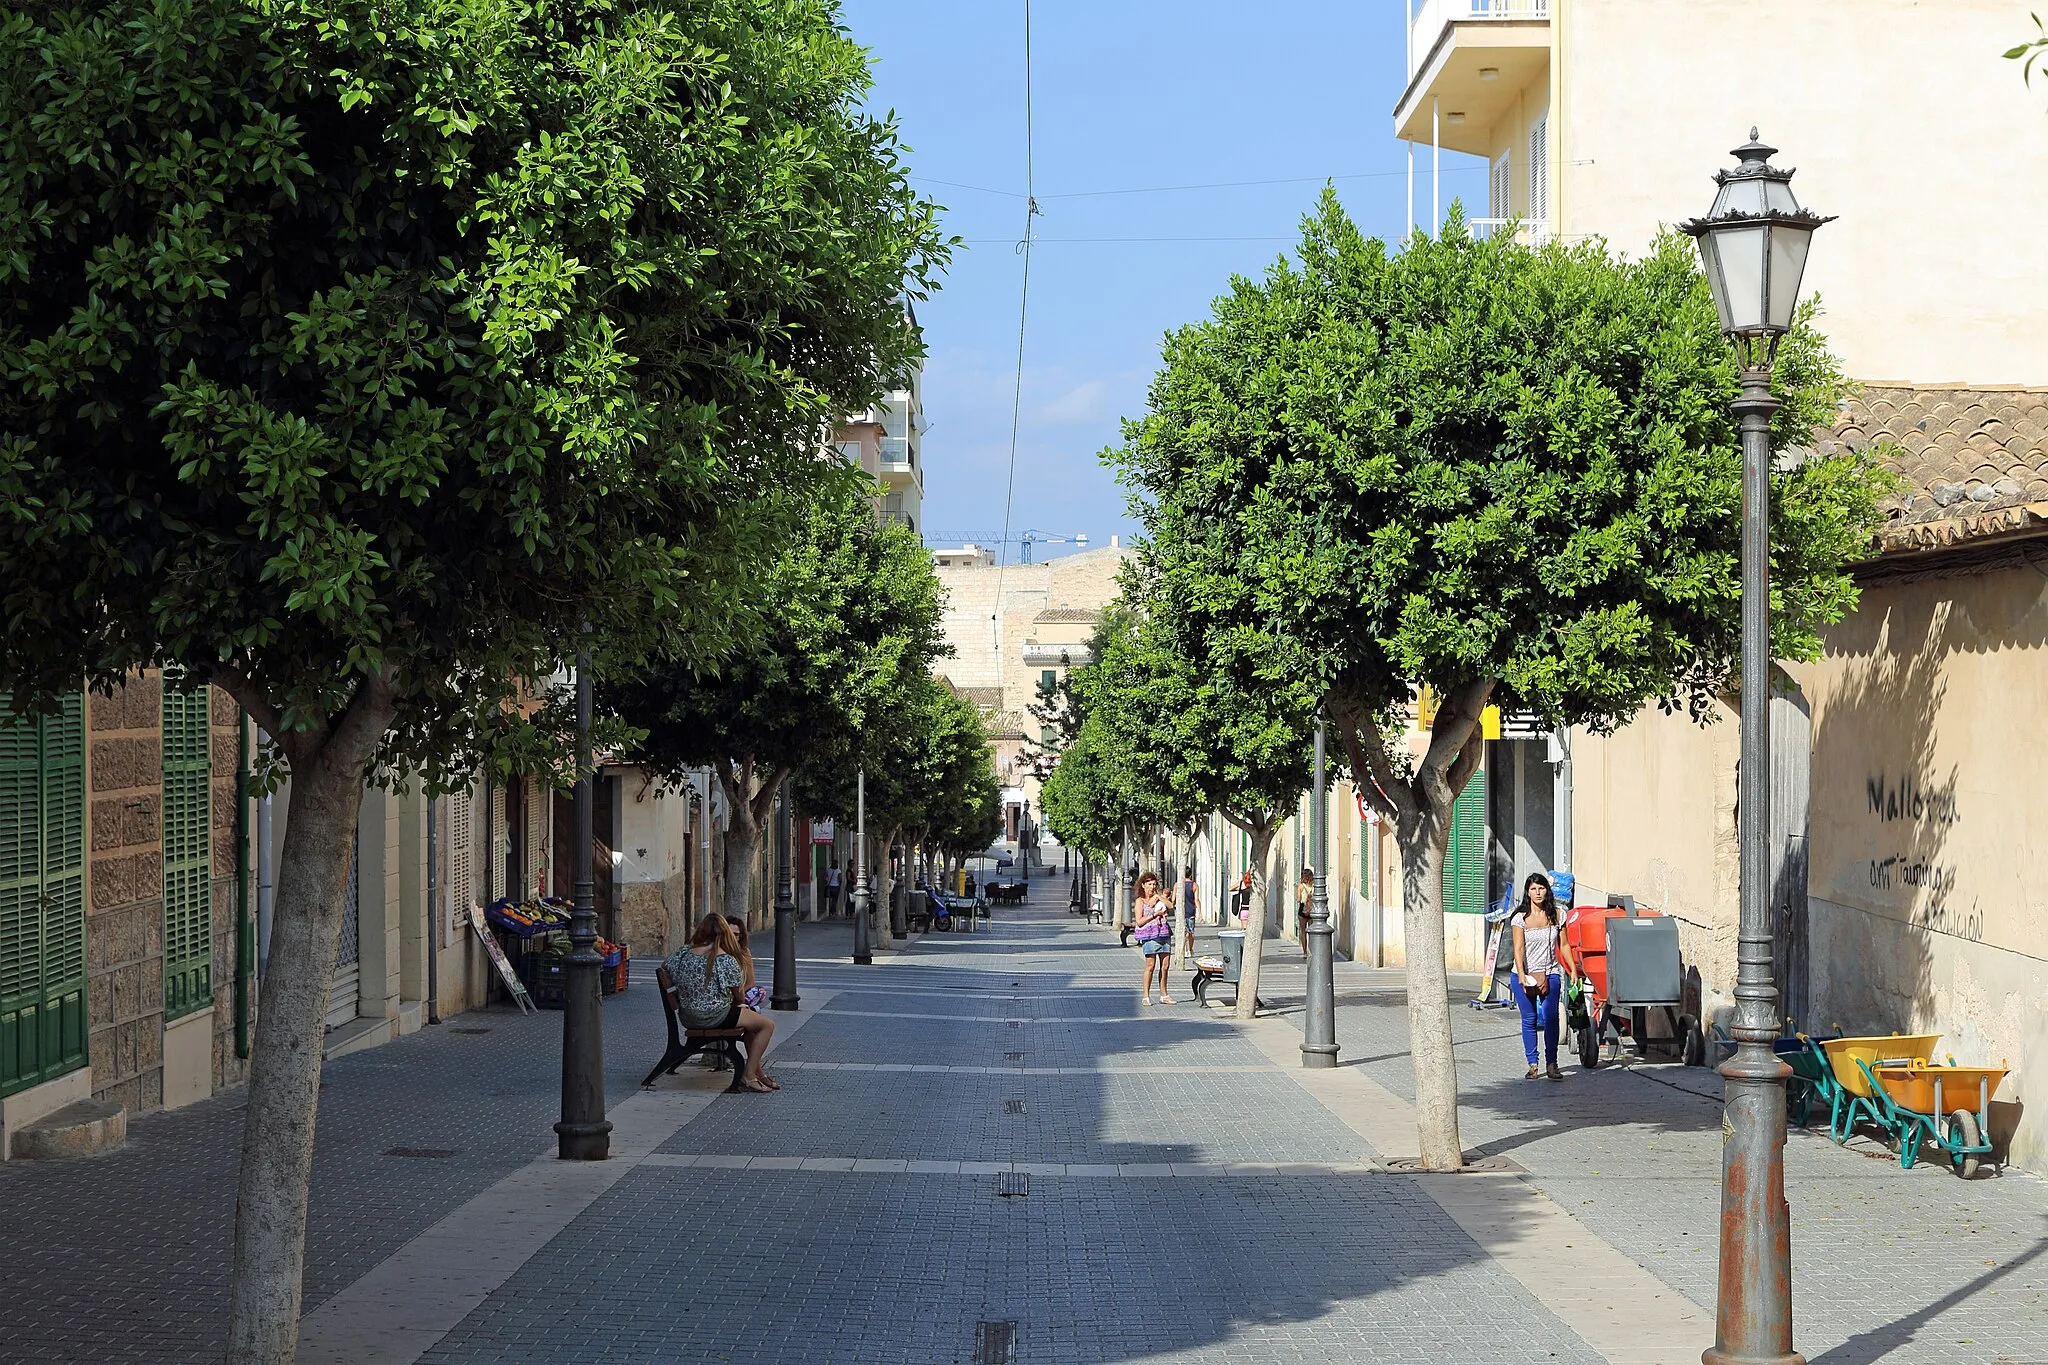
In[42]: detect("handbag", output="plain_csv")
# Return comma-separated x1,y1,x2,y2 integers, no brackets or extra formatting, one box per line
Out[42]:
1565,977,1591,1031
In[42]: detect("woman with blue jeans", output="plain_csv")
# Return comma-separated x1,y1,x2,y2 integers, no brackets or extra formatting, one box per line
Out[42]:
1510,874,1579,1081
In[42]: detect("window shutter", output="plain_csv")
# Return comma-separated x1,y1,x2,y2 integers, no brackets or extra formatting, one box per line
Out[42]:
1,693,87,1096
1490,152,1510,220
489,781,507,901
1443,762,1489,915
1529,118,1549,224
161,678,213,1019
445,786,473,941
525,777,546,900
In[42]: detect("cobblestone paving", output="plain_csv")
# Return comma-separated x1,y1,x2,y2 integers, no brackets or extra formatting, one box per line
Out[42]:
420,887,1601,1365
16,884,2048,1364
1265,961,2048,1365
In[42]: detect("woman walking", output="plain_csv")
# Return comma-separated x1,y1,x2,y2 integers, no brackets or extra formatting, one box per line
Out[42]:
1510,874,1578,1080
1131,872,1176,1005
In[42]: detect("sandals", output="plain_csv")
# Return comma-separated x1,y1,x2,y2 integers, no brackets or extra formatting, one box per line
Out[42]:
1525,1064,1541,1080
1158,995,1176,1005
739,1078,773,1094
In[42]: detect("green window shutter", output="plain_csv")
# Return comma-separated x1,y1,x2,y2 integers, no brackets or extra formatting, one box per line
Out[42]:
1,693,88,1097
162,680,213,1020
1443,763,1488,915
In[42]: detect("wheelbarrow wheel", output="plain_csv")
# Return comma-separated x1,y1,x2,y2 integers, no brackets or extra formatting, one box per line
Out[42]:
1576,1023,1600,1071
1678,1014,1706,1068
1948,1109,1983,1180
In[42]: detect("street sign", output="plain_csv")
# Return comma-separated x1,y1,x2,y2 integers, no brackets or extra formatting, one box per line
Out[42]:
811,818,835,843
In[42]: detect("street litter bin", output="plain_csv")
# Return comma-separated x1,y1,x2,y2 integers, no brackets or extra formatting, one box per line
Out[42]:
1219,929,1245,984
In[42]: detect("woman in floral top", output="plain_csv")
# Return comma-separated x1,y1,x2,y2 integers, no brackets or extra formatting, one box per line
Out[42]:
665,913,778,1092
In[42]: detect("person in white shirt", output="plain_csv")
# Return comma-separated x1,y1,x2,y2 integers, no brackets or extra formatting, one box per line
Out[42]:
824,859,842,916
1511,874,1580,1081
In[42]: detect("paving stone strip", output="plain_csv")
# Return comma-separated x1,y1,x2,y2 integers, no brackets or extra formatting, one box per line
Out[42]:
292,990,838,1365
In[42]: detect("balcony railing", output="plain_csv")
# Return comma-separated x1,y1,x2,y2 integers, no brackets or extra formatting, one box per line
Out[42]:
1468,218,1551,244
879,435,913,469
1409,0,1548,76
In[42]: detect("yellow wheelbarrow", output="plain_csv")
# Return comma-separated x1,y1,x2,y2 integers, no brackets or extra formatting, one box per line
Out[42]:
1862,1059,2008,1179
1820,1035,1939,1144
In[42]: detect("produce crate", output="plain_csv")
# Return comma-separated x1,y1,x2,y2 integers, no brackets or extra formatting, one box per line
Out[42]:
515,951,568,1010
513,946,627,1007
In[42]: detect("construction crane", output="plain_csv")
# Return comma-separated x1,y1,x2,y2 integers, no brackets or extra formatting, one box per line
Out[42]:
924,530,1089,563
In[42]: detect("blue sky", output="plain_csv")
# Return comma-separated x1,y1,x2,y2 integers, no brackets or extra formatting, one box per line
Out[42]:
839,0,1486,559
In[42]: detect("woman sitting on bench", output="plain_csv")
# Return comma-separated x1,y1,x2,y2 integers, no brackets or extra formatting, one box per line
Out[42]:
665,913,778,1092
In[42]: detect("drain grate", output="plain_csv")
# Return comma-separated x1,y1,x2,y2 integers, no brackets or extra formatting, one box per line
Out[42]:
975,1320,1019,1364
1007,1020,1021,1029
1003,1051,1027,1061
996,1171,1029,1198
450,1028,491,1035
1380,1154,1523,1174
1004,1098,1026,1114
383,1147,459,1159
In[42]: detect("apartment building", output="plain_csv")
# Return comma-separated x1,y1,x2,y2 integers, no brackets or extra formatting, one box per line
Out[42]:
1396,0,2048,1166
833,301,927,538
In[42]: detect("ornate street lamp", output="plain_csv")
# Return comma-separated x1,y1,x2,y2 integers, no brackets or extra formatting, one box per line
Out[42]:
556,636,611,1161
852,768,874,965
1681,130,1830,1365
1300,710,1338,1068
771,775,800,1010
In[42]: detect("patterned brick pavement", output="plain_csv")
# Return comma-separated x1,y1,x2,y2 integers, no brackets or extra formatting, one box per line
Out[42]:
11,881,2048,1364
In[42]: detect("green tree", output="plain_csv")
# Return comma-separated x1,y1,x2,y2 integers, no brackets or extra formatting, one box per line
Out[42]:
1074,581,1313,1015
1112,195,1887,1168
603,487,946,929
843,674,996,938
0,2,944,1355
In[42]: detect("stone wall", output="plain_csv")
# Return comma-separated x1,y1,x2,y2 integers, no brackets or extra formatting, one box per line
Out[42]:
86,673,165,1115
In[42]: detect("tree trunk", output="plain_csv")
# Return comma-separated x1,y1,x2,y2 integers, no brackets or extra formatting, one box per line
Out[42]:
1234,824,1276,1020
224,688,392,1364
1397,811,1463,1168
721,820,758,924
875,827,901,946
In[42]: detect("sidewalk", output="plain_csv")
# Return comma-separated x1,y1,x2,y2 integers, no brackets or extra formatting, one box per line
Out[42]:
5,889,2048,1363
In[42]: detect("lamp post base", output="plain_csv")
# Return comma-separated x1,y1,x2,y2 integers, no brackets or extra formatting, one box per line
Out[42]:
1703,1038,1800,1365
1299,1044,1339,1069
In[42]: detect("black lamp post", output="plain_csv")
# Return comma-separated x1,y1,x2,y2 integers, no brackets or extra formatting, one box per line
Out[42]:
1301,711,1338,1067
1680,129,1830,1365
771,776,800,1010
852,767,873,964
555,639,611,1160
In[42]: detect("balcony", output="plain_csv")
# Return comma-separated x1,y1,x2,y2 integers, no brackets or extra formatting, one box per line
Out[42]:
879,435,914,471
1468,218,1551,244
1396,0,1549,155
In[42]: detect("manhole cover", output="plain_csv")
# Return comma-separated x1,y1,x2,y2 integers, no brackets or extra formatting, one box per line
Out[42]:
1003,1051,1027,1061
1380,1154,1523,1174
451,1028,491,1035
996,1172,1029,1198
383,1147,459,1159
1004,1099,1026,1114
975,1320,1018,1364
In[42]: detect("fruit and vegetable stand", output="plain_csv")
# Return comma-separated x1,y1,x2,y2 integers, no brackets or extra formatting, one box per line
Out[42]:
484,897,628,1008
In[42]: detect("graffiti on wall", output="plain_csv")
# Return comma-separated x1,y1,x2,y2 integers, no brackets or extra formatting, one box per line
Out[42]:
1862,767,1978,941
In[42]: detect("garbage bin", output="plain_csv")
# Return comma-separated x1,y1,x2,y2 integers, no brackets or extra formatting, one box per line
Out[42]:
1218,929,1246,985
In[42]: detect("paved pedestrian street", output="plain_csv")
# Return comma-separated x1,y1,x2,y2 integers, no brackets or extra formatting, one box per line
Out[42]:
9,881,2048,1364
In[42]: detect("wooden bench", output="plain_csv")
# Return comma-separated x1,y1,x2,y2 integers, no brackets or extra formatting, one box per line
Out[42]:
641,964,748,1093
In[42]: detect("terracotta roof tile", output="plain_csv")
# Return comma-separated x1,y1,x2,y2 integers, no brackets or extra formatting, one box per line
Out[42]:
1835,385,2048,555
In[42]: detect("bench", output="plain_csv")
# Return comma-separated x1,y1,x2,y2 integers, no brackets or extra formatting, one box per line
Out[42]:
641,964,748,1093
1190,952,1269,1010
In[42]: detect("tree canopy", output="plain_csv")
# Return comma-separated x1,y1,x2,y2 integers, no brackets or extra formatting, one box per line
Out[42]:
1108,194,1888,1163
602,484,947,917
